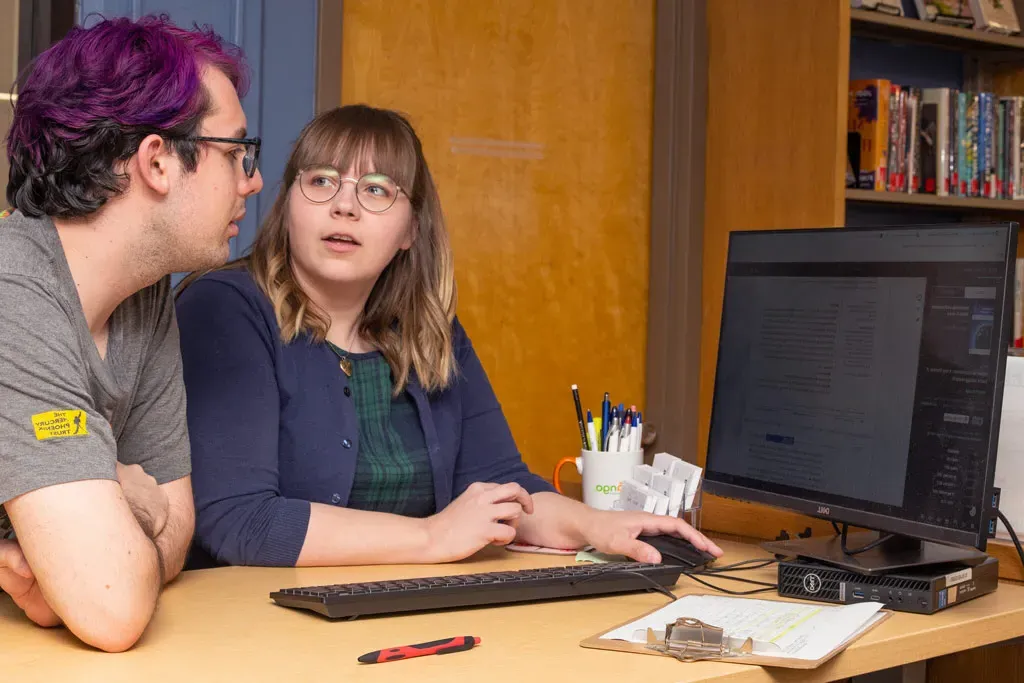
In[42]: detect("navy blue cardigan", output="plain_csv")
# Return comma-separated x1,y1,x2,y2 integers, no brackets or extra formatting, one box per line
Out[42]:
175,269,555,567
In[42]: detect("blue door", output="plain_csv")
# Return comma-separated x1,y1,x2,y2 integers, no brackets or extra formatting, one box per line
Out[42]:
78,1,320,258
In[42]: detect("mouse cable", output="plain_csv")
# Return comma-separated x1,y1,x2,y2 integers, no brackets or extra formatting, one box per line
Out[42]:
675,557,778,593
699,558,777,574
571,563,778,601
569,568,678,601
681,569,778,595
678,559,780,596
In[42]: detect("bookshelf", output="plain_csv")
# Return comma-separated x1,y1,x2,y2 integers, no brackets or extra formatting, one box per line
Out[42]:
702,1,1024,585
844,7,1024,232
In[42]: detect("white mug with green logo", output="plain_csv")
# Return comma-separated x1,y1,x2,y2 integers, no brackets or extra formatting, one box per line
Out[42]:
553,449,644,510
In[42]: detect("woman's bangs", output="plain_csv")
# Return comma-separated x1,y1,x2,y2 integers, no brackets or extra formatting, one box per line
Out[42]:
293,116,418,193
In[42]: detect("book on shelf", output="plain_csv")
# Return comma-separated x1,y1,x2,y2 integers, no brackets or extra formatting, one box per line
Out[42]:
968,0,1021,34
847,79,1024,200
913,0,975,27
847,79,892,191
851,0,904,15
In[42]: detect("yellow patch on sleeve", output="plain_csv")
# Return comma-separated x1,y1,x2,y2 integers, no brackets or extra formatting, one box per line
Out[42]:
31,410,89,440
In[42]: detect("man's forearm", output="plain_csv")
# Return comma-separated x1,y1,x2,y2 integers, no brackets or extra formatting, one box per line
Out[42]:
151,492,194,584
122,498,172,582
6,480,163,652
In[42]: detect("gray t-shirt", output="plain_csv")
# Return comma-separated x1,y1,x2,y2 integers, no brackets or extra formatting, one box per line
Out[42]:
0,210,191,538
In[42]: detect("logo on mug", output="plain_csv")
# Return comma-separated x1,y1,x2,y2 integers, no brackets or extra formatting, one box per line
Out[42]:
594,482,623,495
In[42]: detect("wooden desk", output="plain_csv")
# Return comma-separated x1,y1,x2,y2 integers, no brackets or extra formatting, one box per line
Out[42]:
4,540,1024,683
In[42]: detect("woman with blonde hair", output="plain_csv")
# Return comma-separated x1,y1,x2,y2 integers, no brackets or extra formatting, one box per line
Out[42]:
175,104,721,568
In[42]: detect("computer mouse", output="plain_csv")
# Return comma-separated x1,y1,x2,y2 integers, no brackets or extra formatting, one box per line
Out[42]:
639,533,716,569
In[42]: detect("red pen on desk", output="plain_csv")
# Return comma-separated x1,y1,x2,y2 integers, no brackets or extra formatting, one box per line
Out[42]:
357,636,481,664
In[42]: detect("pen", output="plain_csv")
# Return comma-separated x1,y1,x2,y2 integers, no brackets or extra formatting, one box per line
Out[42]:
611,411,622,452
586,410,599,453
606,425,619,452
605,406,619,450
571,384,589,450
593,416,603,452
601,392,611,452
357,636,481,664
631,413,642,452
635,411,643,451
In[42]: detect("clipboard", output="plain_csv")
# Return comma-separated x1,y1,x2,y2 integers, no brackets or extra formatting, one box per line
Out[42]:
580,598,892,669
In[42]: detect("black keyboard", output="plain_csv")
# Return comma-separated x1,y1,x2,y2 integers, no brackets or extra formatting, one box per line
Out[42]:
270,561,685,619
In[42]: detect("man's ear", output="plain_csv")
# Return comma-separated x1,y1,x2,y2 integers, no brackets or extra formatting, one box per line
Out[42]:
132,133,176,197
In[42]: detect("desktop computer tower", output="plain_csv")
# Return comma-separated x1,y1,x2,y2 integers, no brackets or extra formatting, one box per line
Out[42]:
777,556,1000,615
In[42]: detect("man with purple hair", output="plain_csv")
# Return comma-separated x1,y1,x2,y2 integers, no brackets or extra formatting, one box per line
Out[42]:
0,15,263,651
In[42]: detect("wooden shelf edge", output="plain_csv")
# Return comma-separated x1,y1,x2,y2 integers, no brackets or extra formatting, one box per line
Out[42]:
846,188,1024,212
850,8,1024,52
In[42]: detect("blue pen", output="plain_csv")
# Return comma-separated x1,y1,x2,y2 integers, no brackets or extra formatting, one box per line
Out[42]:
600,392,610,452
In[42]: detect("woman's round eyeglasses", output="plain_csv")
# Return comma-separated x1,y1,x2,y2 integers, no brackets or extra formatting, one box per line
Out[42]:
298,166,406,213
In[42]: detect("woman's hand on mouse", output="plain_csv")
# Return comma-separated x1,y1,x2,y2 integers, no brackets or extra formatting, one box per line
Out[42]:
579,509,723,564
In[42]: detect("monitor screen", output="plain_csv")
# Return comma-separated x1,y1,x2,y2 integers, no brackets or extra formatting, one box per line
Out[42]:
704,224,1017,550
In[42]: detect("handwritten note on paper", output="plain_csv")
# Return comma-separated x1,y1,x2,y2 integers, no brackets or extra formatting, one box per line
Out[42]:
600,594,884,661
996,356,1024,541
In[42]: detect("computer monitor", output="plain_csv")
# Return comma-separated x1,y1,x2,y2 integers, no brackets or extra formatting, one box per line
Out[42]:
703,223,1018,574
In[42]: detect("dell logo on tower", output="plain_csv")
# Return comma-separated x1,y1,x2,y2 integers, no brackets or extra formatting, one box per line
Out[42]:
803,573,823,594
817,506,831,516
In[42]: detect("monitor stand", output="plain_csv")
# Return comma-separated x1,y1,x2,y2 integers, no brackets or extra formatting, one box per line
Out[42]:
761,531,990,576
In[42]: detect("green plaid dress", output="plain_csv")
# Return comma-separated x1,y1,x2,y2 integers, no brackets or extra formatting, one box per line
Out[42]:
329,343,436,517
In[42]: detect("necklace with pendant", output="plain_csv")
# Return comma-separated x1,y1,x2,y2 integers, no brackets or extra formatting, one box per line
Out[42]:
336,353,353,377
329,329,358,377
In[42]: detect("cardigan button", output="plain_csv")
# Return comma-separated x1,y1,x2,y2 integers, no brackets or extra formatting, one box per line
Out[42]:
342,438,352,449
330,493,341,504
344,386,352,397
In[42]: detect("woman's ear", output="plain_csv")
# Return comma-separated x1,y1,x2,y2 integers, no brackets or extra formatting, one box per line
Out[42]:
400,216,418,251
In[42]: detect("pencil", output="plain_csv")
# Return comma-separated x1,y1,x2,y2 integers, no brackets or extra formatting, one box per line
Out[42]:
571,384,590,450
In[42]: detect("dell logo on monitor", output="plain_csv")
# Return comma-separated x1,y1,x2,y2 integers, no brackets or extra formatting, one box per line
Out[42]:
817,506,831,516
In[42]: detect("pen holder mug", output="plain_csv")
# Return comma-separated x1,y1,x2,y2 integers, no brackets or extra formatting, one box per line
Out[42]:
553,449,644,511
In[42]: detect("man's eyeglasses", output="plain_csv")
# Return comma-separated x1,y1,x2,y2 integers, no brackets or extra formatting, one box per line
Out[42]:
298,166,406,213
191,136,262,178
